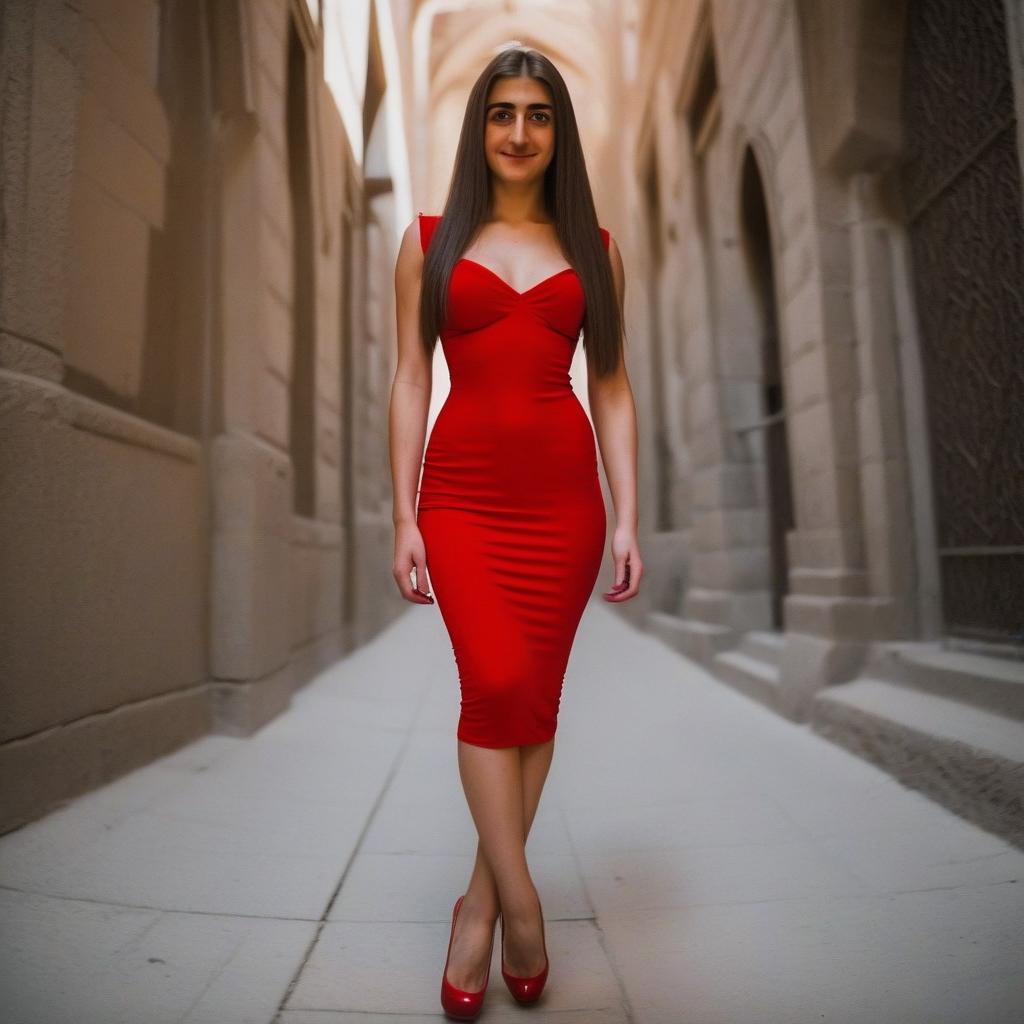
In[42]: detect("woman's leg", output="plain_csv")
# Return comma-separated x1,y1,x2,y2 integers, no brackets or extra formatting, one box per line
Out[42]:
497,738,554,976
464,737,553,906
443,738,554,989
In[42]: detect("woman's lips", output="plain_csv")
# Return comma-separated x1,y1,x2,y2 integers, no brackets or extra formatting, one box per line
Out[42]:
501,152,536,160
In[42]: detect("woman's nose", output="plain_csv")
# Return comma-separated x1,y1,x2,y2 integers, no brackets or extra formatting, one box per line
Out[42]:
510,116,527,143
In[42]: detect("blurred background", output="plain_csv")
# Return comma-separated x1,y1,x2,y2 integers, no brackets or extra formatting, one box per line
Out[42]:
2,0,1023,850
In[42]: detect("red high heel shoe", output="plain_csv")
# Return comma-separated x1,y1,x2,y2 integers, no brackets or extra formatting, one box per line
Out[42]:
499,902,549,1004
441,894,495,1020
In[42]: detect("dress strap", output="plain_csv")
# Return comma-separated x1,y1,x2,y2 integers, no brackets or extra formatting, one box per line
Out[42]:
417,212,440,254
599,226,610,251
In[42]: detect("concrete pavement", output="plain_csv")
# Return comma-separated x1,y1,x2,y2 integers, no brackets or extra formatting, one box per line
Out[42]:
1,602,1022,1023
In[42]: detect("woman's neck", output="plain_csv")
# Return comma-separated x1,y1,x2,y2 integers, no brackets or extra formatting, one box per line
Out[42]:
488,186,551,225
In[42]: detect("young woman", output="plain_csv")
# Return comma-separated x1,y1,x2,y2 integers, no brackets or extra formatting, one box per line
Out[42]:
389,45,642,1019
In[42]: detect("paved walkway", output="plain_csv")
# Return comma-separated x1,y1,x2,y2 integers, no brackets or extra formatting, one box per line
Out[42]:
2,603,1023,1023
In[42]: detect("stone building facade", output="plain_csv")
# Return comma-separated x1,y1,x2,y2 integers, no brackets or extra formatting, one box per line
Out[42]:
630,0,1024,846
0,0,410,833
4,0,1022,850
0,0,636,837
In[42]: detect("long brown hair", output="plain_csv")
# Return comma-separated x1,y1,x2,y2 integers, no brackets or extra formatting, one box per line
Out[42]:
418,46,623,379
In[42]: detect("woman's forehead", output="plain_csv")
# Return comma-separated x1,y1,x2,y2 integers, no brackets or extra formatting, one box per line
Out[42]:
487,76,552,105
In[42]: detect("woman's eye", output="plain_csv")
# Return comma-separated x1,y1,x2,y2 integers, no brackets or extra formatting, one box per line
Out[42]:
492,111,551,123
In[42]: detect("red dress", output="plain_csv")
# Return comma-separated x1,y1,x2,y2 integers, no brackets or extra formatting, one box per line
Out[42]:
415,213,608,747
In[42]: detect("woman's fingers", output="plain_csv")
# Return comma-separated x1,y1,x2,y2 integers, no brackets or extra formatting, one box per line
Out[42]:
412,558,434,603
602,550,642,601
602,557,628,599
393,557,434,603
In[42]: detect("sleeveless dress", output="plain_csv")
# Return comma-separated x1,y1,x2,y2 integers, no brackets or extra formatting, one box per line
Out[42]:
415,213,608,748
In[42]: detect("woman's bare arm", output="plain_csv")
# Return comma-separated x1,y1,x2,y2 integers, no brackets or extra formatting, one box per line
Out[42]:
588,234,643,600
389,216,434,603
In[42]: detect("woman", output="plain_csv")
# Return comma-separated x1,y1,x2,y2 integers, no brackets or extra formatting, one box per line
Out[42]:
389,45,642,1019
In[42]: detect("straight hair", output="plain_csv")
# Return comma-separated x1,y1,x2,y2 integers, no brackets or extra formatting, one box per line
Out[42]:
418,45,623,379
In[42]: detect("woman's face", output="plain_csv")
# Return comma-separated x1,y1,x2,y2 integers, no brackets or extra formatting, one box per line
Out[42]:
483,76,556,186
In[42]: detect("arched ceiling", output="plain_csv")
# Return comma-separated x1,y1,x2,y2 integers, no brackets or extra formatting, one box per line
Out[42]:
408,0,621,208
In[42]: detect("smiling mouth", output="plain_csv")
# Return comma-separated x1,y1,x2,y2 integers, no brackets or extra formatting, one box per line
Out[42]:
501,152,536,158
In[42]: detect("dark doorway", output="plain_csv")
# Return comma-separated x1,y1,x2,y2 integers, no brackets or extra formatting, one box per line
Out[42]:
642,155,673,532
740,148,795,631
286,16,316,517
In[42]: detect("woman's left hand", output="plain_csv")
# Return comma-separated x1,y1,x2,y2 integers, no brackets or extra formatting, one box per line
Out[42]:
602,526,643,602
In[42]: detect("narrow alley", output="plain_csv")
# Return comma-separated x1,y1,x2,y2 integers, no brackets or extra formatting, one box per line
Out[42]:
3,1,1024,1021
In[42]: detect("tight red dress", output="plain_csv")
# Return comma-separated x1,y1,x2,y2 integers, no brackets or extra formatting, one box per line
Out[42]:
415,213,608,748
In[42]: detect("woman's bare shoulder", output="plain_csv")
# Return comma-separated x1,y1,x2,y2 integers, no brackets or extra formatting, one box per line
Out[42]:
395,216,426,287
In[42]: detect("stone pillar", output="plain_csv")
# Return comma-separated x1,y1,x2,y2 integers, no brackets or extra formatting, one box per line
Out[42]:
205,2,297,732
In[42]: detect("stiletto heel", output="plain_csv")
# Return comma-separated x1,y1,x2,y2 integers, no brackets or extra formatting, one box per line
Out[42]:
499,901,549,1004
441,894,495,1020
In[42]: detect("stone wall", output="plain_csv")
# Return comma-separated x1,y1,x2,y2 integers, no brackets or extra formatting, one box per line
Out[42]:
0,0,403,834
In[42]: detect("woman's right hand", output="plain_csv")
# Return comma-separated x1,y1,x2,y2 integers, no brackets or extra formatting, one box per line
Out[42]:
393,520,435,604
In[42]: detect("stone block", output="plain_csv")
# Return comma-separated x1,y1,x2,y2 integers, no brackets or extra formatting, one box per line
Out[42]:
787,525,864,570
210,665,293,737
691,547,771,591
784,593,897,642
0,380,205,741
256,131,291,245
683,325,715,381
789,566,869,598
289,517,343,649
0,684,210,835
259,225,291,309
856,382,907,467
691,463,759,511
211,432,291,534
81,20,168,162
780,275,821,357
691,506,769,551
787,400,838,477
83,0,160,81
727,589,776,633
209,434,292,680
65,175,150,396
0,333,64,381
687,378,720,434
787,342,830,411
720,377,763,434
778,71,805,151
1,15,79,351
256,367,290,451
711,647,784,713
220,163,263,432
777,631,868,719
790,459,864,540
261,290,292,379
859,457,915,603
252,0,287,93
256,62,287,161
75,87,165,226
689,417,725,468
683,586,730,625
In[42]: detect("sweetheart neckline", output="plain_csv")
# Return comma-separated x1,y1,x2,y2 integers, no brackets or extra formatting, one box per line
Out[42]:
457,258,578,297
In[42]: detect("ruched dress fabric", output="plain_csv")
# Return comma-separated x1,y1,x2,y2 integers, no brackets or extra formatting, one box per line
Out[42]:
415,213,608,748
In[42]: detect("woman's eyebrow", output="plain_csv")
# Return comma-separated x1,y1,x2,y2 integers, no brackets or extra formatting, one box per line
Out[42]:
485,101,553,111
